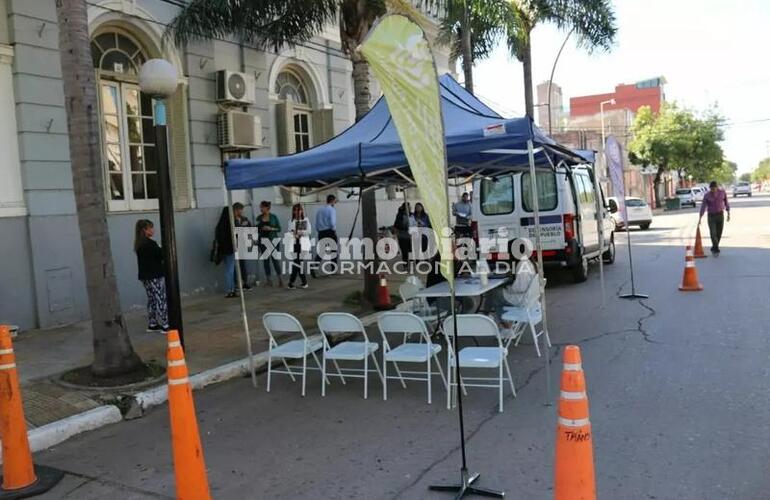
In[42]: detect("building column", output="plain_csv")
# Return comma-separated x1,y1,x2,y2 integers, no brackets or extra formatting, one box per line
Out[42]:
0,45,26,217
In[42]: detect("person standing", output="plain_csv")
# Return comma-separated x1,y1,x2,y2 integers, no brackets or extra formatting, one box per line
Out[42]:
256,201,283,287
314,194,338,275
215,206,238,298
232,202,254,289
412,202,431,259
393,202,413,264
134,219,168,333
453,192,473,238
699,180,730,256
288,203,311,289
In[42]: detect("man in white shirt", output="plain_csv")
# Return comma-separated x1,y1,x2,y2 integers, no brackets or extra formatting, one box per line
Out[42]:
314,194,338,274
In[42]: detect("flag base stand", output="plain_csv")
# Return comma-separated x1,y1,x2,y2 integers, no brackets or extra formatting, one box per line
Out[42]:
429,468,504,499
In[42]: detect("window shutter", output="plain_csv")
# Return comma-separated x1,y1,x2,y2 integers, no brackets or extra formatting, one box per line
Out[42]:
275,100,295,156
312,108,334,146
168,83,192,210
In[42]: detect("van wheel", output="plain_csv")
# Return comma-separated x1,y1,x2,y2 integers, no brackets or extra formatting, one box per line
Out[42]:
571,255,589,283
640,223,651,230
602,236,616,264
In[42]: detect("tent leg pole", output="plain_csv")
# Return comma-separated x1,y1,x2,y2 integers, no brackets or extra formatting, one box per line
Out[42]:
527,140,551,407
222,175,257,388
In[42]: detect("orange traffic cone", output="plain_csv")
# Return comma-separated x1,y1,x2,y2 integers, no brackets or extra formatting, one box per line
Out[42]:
693,226,707,258
166,330,211,500
554,345,596,500
678,246,704,292
373,273,395,311
0,325,63,497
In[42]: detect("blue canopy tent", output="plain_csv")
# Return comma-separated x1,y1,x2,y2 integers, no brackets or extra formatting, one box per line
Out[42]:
221,75,600,394
224,74,585,191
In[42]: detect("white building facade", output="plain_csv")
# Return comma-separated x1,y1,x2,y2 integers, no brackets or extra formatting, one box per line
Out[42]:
0,0,452,330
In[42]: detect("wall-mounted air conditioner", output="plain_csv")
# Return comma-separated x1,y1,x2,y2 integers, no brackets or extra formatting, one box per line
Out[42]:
215,70,255,105
218,111,262,151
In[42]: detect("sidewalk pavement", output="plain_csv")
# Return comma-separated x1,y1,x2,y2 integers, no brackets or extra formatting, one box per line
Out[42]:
12,273,403,435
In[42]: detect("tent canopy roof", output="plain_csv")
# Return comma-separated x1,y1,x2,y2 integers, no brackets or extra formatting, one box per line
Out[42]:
225,74,585,190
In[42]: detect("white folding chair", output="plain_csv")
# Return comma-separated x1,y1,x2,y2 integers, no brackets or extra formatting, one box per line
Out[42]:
377,312,447,404
262,312,326,397
442,314,516,412
317,312,383,399
500,276,551,356
398,282,439,340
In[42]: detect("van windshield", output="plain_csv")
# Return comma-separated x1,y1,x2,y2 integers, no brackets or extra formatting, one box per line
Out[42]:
625,198,646,207
480,175,514,215
522,172,557,212
676,189,692,195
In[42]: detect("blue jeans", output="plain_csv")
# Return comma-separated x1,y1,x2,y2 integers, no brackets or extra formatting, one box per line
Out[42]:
223,253,235,293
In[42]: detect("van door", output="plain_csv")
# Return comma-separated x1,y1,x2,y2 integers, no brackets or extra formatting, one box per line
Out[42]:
474,174,516,256
520,170,563,250
574,171,599,254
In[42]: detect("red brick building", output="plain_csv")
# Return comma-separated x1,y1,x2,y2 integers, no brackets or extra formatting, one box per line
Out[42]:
570,77,666,117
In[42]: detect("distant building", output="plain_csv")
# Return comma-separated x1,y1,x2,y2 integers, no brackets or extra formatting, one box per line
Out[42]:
535,81,565,133
570,77,666,117
560,77,670,205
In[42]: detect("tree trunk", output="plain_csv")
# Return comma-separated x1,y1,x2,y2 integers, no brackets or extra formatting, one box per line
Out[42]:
653,167,663,208
460,3,473,94
351,55,379,303
352,56,371,122
56,0,142,377
521,39,534,118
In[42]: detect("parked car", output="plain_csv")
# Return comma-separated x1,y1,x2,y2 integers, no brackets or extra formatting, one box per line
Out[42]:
676,188,697,208
692,186,706,202
472,165,616,283
608,197,653,230
733,181,752,197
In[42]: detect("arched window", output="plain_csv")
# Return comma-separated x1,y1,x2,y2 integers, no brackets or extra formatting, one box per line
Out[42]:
92,31,158,211
275,71,309,105
274,68,315,154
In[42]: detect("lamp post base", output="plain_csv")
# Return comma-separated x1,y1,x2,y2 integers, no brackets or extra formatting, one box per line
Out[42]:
429,469,504,499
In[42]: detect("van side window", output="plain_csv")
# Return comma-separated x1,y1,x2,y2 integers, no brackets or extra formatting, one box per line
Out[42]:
522,171,557,212
575,173,595,205
480,175,514,215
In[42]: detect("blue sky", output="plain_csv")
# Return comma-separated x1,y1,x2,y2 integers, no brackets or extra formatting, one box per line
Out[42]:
472,0,770,174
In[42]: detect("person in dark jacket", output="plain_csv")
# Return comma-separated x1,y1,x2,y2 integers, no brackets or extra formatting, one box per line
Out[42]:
134,219,168,333
215,206,237,297
393,202,413,264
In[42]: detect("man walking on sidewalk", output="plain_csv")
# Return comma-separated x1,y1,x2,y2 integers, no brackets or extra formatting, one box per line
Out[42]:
314,194,338,275
699,180,730,256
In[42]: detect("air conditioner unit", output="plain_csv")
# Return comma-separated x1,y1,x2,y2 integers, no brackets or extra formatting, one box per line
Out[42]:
216,70,255,105
218,111,262,151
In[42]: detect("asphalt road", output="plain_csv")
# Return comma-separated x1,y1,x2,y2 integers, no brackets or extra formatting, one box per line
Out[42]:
34,194,770,500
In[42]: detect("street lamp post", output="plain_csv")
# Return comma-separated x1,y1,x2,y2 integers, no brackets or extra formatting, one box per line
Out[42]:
139,59,184,347
600,98,616,188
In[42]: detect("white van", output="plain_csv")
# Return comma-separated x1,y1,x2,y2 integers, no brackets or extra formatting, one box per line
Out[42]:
470,165,616,282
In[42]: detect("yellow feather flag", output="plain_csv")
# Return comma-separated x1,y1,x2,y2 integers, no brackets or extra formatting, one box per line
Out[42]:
359,14,454,287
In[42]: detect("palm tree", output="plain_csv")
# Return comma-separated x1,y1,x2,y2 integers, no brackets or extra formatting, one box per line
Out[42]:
438,0,512,94
506,0,617,118
56,0,142,377
169,0,425,303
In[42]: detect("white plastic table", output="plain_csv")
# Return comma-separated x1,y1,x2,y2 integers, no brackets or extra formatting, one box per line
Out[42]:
415,277,508,299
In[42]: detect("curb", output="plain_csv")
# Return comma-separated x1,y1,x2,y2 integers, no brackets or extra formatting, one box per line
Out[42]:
12,310,387,454
127,310,385,417
0,405,122,463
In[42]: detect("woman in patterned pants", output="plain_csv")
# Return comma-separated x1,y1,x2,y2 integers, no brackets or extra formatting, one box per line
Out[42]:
135,220,169,332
